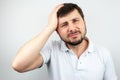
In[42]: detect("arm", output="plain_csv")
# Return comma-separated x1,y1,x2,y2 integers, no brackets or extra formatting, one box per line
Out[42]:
12,4,63,73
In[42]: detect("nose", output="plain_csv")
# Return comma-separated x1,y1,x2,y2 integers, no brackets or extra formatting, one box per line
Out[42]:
68,23,75,32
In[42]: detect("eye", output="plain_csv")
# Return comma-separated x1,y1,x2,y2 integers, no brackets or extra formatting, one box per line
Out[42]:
61,22,68,28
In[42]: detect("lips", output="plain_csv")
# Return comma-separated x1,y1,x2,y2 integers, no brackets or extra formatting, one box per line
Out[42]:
68,31,80,38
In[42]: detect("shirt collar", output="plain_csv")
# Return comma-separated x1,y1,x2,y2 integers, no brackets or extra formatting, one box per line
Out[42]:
60,40,69,52
60,37,95,53
86,38,94,53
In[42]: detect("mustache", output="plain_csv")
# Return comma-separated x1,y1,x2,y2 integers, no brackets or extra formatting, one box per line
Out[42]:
68,31,80,37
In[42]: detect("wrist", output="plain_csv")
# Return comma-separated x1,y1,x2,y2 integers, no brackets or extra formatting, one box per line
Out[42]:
46,25,56,32
44,25,56,33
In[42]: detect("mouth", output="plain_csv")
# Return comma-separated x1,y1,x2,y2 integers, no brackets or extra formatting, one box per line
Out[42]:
68,31,80,38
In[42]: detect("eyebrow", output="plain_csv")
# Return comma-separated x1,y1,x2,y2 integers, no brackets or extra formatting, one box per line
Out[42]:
59,17,80,26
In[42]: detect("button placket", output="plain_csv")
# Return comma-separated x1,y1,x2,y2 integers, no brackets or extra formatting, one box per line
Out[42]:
76,54,87,70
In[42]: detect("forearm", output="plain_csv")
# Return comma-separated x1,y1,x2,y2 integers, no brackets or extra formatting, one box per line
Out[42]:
21,26,55,53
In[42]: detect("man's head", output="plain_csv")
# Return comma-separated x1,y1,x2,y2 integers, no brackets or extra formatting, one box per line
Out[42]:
57,3,86,46
57,3,84,21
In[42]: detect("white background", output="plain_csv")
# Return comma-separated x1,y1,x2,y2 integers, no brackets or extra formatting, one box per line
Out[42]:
0,0,120,80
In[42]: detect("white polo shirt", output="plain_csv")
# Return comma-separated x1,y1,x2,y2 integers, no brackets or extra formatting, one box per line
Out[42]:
40,39,117,80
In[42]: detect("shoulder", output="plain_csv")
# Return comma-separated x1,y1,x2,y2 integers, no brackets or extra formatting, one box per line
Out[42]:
88,39,110,56
94,44,112,64
44,39,62,49
95,44,110,56
49,39,62,47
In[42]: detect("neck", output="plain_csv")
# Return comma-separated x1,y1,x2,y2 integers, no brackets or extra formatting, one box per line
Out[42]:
67,39,88,58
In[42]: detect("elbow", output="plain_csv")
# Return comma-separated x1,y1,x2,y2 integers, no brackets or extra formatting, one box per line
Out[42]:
12,62,25,73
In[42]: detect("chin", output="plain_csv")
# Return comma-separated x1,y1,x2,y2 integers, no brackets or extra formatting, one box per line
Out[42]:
68,38,84,46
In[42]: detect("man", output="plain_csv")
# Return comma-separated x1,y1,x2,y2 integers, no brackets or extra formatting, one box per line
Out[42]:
12,3,117,80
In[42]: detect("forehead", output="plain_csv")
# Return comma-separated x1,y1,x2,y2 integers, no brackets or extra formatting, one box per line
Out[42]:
58,9,82,24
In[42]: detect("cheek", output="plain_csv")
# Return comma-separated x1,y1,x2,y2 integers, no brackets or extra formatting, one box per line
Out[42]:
58,28,68,37
77,23,86,32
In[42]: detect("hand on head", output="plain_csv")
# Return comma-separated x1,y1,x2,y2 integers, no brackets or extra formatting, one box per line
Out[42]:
47,4,64,30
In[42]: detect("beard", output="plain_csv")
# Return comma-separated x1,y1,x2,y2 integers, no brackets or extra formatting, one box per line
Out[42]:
58,31,86,46
66,37,84,46
65,31,85,46
58,31,85,46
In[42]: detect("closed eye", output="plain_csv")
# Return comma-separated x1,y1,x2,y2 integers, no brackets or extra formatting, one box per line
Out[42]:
61,22,68,27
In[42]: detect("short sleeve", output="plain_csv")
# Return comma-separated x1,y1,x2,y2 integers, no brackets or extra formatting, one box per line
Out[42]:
40,41,52,64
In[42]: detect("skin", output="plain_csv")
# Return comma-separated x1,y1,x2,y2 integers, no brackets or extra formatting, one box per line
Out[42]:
12,4,88,73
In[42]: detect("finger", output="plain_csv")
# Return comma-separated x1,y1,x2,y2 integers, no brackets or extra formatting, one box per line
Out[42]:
54,4,64,13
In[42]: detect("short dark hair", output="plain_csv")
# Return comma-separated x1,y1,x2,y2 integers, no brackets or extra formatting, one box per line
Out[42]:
57,3,84,20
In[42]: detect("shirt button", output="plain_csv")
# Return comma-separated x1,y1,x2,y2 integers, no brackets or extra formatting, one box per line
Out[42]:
88,51,90,54
65,50,69,53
